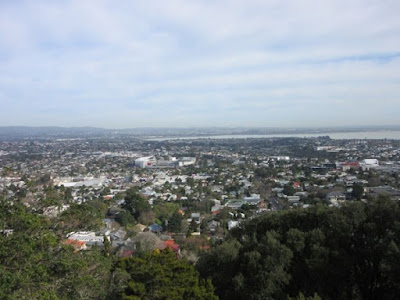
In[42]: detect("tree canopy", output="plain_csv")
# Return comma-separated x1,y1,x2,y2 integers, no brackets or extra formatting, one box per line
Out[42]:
114,250,218,300
0,200,112,299
123,189,151,219
197,195,400,300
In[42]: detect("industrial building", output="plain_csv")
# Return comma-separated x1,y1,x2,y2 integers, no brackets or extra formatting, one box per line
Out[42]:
134,156,157,168
134,156,196,169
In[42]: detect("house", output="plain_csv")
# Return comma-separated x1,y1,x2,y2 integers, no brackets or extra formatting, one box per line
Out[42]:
188,213,201,224
287,196,300,203
243,194,261,205
63,239,87,251
133,224,147,233
294,192,308,198
207,220,220,233
340,162,360,171
163,239,180,253
67,231,104,243
148,223,163,234
111,228,127,241
120,250,134,258
326,191,346,202
211,205,223,215
225,200,245,209
210,185,224,193
293,182,301,189
228,220,240,230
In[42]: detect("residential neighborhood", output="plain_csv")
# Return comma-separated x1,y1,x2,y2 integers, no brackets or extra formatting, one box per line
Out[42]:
1,134,400,262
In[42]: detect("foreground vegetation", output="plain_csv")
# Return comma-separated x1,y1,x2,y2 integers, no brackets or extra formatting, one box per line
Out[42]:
1,195,399,299
0,199,216,300
198,195,400,299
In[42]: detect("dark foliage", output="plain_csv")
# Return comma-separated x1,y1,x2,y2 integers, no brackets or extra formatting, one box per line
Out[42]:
197,195,400,300
113,250,218,300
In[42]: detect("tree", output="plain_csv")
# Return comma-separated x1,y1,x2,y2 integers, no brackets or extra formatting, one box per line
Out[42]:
352,183,364,200
39,174,51,185
197,198,400,299
168,212,184,233
124,190,151,219
197,233,292,300
153,202,179,223
133,232,163,253
189,219,199,233
137,210,155,225
0,200,112,299
116,210,136,227
187,177,195,188
283,184,295,196
115,250,218,300
58,203,103,231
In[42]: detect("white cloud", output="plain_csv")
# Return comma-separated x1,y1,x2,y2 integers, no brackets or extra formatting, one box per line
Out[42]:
0,0,399,127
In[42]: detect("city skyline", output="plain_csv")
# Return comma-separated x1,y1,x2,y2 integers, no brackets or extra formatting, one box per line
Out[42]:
1,0,400,128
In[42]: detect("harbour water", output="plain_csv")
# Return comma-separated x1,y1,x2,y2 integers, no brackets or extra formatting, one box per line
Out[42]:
147,130,400,141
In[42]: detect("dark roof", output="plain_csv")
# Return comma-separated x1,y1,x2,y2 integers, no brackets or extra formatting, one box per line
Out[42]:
148,223,163,232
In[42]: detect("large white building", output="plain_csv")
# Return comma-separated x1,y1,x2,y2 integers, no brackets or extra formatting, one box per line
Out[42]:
134,156,196,168
361,159,379,170
54,176,107,188
135,156,157,168
269,156,290,161
178,157,196,167
362,159,379,166
67,232,104,243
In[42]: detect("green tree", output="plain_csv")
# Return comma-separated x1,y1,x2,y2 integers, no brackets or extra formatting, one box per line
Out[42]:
283,184,295,196
187,177,195,187
124,190,151,219
0,200,112,299
168,211,184,233
197,197,400,299
153,202,179,223
115,250,218,299
116,210,136,227
58,202,103,231
352,183,364,200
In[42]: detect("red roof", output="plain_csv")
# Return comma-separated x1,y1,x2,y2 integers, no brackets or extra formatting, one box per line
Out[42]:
164,239,180,252
64,239,85,250
120,250,134,258
199,245,211,251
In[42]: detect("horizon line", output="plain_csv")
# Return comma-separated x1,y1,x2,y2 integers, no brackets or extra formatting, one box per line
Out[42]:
1,125,400,130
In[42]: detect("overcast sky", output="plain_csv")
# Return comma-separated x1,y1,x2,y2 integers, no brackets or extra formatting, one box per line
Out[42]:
0,0,399,128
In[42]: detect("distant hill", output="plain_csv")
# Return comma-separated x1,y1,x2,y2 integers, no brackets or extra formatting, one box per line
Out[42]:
0,126,107,140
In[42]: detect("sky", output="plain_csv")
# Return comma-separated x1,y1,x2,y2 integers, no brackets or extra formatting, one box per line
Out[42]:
0,0,399,128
